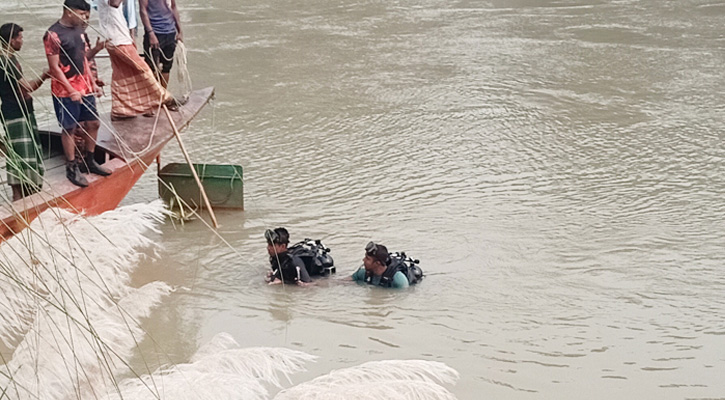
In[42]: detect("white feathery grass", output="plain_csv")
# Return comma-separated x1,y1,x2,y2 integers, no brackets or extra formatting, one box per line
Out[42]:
0,201,167,348
287,360,459,386
275,380,458,400
108,371,270,400
189,330,242,360
105,332,317,400
189,332,317,387
0,202,173,399
1,281,173,399
274,360,460,400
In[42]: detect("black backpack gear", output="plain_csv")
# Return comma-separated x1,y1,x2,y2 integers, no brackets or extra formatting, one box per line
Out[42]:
287,238,335,276
368,252,423,288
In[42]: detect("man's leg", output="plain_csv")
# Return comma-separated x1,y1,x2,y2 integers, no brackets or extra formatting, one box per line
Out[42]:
76,96,101,153
62,127,89,187
54,96,89,187
5,117,45,198
143,32,164,84
12,182,41,200
60,130,78,162
158,33,177,89
81,120,100,153
9,184,38,201
54,97,80,163
160,72,170,89
153,48,168,88
11,185,22,202
77,96,111,176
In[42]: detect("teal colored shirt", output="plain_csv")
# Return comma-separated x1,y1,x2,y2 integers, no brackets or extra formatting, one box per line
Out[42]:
352,267,409,289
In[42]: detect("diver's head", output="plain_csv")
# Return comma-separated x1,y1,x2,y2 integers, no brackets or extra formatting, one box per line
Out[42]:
265,227,289,256
363,241,389,272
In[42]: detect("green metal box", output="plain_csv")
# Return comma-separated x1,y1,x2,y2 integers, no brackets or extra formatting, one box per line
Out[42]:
158,163,244,210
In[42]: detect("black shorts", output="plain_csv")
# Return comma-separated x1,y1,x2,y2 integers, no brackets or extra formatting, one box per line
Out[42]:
143,31,177,74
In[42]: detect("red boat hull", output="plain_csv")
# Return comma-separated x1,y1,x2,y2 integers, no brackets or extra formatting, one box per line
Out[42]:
0,141,159,241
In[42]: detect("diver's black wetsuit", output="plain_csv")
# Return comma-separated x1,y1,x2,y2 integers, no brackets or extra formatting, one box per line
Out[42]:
269,252,311,284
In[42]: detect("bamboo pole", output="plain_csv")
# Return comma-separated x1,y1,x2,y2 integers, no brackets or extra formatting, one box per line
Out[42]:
162,104,219,229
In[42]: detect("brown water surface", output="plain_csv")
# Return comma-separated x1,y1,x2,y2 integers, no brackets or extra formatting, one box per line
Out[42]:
3,0,725,398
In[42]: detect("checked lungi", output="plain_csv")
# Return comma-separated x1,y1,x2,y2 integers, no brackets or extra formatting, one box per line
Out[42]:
107,44,171,118
2,114,44,190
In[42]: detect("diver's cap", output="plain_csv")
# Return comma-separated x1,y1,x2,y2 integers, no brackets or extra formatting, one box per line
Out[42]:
365,241,389,265
265,227,289,245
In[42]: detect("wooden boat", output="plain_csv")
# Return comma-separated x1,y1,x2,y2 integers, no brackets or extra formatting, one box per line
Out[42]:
0,86,215,242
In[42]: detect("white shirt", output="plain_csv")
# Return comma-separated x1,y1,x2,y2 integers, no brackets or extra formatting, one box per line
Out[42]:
97,0,134,46
124,0,138,30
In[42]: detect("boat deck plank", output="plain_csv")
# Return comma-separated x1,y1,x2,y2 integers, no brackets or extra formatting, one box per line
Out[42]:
97,89,214,160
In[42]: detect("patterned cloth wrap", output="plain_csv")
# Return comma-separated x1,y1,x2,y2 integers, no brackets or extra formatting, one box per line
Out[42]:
3,113,44,189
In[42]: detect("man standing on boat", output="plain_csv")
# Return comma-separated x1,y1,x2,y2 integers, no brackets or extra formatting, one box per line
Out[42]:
97,0,175,120
139,0,182,89
0,23,48,200
44,0,112,188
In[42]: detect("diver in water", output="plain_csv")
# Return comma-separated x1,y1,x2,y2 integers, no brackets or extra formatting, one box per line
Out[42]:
352,241,410,289
265,227,311,286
